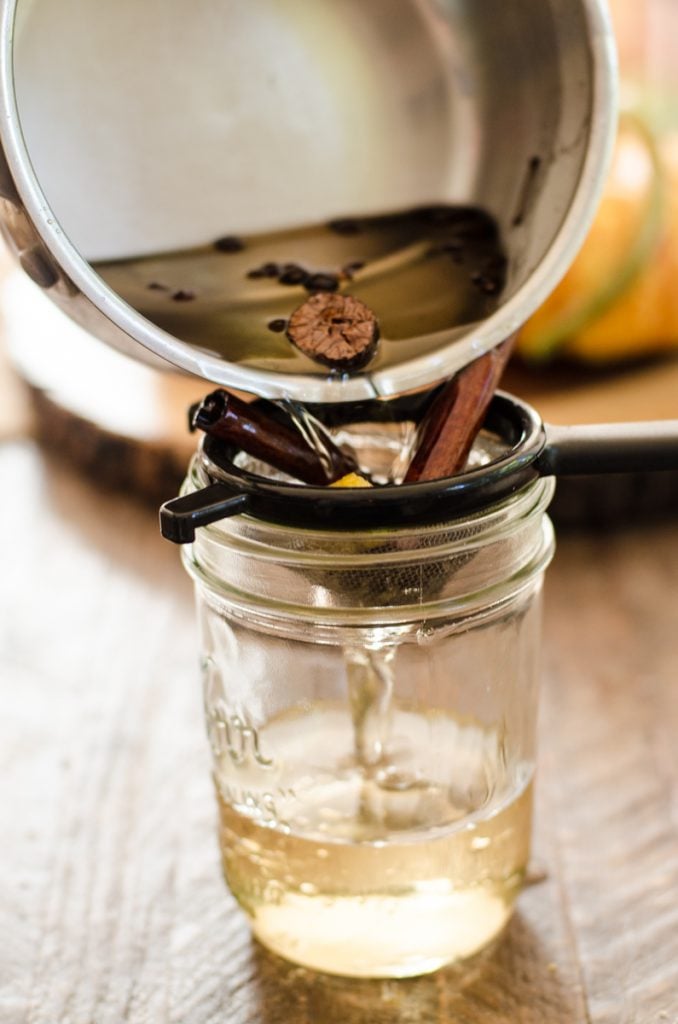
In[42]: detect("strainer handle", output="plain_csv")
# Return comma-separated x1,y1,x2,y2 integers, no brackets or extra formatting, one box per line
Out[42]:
160,483,249,543
538,421,678,477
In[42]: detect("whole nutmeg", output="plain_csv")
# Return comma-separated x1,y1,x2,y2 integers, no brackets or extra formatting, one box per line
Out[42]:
286,292,380,372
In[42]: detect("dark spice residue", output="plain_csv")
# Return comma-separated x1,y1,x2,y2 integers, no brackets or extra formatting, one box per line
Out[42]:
328,218,361,236
470,254,508,296
342,261,365,278
470,273,500,295
512,156,542,227
171,289,196,302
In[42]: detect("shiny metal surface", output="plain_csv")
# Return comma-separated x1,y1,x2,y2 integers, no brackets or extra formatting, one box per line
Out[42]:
0,0,616,401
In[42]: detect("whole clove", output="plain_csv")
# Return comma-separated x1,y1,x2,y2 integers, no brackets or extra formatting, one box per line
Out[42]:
214,235,244,253
404,336,516,483
247,262,342,293
286,293,380,372
247,262,281,280
305,272,339,293
189,389,359,486
278,264,309,286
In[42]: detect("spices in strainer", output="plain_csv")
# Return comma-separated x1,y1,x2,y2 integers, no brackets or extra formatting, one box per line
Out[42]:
404,336,516,483
189,389,359,486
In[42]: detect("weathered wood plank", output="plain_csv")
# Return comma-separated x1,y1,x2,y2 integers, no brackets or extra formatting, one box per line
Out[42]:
1,444,677,1023
541,533,678,1024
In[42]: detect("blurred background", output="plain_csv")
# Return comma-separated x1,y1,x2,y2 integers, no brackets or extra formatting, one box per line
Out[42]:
0,0,676,525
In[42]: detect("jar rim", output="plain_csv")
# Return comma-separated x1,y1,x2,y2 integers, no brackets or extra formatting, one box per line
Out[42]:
181,461,555,629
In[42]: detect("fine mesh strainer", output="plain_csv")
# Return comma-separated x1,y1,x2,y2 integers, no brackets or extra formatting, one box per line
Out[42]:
161,392,541,542
161,391,538,605
160,391,678,606
161,391,678,539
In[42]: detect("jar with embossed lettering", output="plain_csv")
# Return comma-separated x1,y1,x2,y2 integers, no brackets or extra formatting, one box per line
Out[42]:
165,397,555,979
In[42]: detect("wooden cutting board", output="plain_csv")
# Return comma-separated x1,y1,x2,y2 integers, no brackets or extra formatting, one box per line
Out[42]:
504,359,678,427
1,270,209,503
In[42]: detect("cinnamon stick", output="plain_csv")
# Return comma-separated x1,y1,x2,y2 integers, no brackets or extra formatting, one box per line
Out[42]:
404,336,516,483
189,389,358,485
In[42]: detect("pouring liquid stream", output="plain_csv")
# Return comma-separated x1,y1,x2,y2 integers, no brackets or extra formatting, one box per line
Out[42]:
279,398,409,829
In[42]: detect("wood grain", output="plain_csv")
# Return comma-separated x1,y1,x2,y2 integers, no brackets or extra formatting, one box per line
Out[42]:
539,535,678,1024
1,441,677,1022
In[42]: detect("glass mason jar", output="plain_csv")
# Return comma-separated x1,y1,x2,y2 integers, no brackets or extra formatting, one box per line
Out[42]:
180,453,555,979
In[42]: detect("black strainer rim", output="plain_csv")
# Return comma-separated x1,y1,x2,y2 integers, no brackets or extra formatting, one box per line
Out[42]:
160,391,548,542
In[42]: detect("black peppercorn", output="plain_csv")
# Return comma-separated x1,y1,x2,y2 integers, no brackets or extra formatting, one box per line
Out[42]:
305,273,339,293
279,265,309,286
267,318,287,333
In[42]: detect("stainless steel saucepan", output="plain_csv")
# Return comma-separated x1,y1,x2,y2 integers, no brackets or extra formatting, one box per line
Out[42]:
0,0,616,401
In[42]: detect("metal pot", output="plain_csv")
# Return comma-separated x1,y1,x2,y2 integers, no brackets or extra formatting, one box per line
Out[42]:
0,0,616,401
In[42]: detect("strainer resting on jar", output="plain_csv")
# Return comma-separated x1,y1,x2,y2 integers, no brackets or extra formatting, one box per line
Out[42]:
160,392,678,612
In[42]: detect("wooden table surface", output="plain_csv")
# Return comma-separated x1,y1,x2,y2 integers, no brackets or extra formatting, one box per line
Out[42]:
1,432,678,1023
